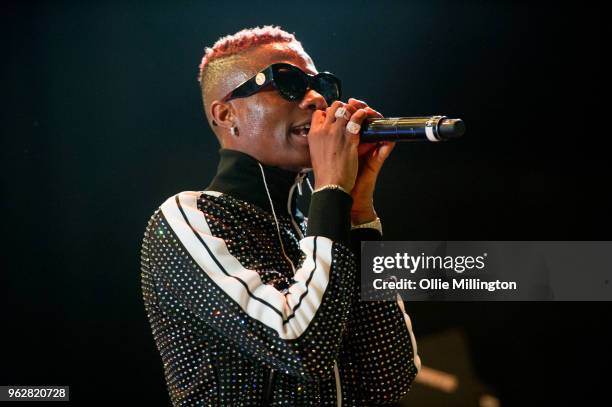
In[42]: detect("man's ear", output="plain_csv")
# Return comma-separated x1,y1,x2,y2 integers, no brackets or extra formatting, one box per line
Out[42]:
210,101,234,129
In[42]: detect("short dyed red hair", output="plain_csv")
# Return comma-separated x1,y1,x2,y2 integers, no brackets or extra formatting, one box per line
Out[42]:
198,25,302,83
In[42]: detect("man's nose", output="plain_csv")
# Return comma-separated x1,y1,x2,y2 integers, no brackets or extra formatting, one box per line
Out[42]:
298,89,328,111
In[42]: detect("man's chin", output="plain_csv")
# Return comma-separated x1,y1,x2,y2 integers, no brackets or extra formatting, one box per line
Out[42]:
279,152,311,173
297,151,312,172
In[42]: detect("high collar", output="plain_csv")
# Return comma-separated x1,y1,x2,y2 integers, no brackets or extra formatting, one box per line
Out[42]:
206,149,310,218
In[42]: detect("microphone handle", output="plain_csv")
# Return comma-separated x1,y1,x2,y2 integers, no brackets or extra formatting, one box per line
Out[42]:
360,116,465,143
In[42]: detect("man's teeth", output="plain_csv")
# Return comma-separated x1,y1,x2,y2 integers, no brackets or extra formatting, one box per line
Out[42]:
292,124,310,137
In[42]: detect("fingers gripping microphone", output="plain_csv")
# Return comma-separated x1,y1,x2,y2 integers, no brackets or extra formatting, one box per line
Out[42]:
360,116,465,143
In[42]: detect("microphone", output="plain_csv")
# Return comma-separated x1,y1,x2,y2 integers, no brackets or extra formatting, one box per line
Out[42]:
360,116,465,143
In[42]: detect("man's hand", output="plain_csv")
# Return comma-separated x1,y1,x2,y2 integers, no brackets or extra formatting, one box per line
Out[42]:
346,98,396,225
308,101,360,192
307,98,395,226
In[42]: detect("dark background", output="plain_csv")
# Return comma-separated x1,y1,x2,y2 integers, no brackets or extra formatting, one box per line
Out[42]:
1,0,608,405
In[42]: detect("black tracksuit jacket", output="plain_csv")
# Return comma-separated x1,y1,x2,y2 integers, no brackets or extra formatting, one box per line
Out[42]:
140,149,420,406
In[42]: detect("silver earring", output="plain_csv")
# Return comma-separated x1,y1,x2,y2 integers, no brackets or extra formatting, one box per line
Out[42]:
230,126,238,137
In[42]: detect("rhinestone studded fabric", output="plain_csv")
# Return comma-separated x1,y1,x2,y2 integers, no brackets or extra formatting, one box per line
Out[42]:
140,154,419,406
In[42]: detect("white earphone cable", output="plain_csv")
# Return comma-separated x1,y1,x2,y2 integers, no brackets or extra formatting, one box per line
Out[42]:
258,163,297,274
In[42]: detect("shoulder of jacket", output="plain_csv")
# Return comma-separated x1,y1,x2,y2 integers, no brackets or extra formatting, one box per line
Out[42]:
158,190,229,217
145,190,233,234
146,191,200,220
144,191,206,233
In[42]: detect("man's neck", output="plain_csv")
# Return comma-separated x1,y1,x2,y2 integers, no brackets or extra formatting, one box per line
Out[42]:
206,148,309,219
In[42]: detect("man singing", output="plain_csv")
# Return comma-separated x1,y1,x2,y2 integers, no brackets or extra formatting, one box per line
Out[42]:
141,26,420,406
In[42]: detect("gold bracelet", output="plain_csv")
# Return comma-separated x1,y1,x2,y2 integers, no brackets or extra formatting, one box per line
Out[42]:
312,184,349,194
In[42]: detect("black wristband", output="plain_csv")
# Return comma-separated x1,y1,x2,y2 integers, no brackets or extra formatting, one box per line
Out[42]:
306,189,352,245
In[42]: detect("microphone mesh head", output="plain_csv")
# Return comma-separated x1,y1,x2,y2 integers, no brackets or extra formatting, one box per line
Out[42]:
438,119,465,139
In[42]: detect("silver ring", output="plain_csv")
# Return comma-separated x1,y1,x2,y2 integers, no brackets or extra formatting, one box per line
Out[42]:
335,107,348,120
346,121,361,134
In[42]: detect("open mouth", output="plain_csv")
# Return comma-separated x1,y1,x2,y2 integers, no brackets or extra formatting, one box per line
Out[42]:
290,123,310,137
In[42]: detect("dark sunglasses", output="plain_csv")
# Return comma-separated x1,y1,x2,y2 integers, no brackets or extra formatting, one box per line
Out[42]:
221,63,342,105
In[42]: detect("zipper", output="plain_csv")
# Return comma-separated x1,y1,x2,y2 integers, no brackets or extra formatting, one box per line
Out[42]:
334,361,342,406
287,172,307,240
262,367,275,406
